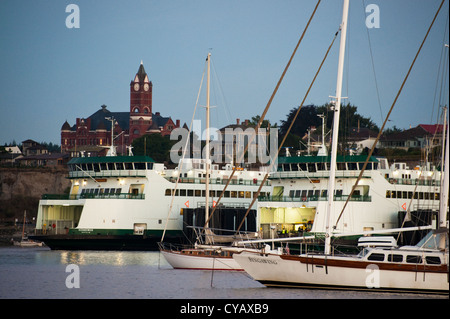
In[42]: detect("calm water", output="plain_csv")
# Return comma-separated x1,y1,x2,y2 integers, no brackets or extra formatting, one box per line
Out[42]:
0,246,447,300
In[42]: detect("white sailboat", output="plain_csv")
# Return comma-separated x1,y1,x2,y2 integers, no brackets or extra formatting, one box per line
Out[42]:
14,211,43,247
159,53,264,271
233,0,449,294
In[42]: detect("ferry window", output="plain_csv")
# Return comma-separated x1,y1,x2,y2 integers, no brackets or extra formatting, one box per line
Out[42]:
413,192,418,199
277,164,283,172
299,163,307,171
81,164,88,171
135,163,145,169
402,191,407,199
194,190,201,197
116,188,121,194
366,162,372,170
387,254,403,262
408,191,413,199
424,193,429,200
295,190,301,197
406,255,422,264
165,189,172,196
147,163,153,170
367,253,385,261
202,190,206,197
425,256,441,265
238,191,244,198
180,189,186,196
307,190,314,197
301,190,307,198
337,163,346,170
231,191,237,198
125,163,133,170
253,192,259,198
348,163,357,170
373,162,378,169
187,190,193,196
386,190,391,198
291,164,299,171
283,164,290,171
396,191,402,199
104,188,109,194
210,190,216,197
335,189,343,196
107,163,115,170
321,190,328,198
100,163,107,171
307,163,316,172
419,192,423,200
116,163,124,170
245,191,251,198
314,190,320,197
391,191,396,198
94,189,99,195
289,190,295,198
434,193,440,200
260,192,266,198
224,191,230,198
317,162,325,171
94,164,100,172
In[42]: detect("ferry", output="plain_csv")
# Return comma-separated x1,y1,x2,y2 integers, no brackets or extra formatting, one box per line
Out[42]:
30,154,271,250
257,154,443,241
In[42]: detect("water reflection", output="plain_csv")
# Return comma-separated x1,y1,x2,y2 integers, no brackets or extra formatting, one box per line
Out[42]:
57,251,169,267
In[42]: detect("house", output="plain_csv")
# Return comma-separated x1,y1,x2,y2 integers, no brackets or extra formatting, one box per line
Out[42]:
378,124,445,150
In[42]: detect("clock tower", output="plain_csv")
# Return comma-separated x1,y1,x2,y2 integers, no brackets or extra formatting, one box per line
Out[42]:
129,61,153,143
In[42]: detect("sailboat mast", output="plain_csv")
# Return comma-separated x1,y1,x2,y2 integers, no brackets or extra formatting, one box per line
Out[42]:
439,106,449,229
205,53,211,228
325,0,349,255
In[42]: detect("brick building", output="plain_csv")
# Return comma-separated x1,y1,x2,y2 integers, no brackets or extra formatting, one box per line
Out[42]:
61,62,180,155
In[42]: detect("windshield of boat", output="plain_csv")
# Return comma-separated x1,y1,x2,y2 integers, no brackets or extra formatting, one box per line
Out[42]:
416,230,448,250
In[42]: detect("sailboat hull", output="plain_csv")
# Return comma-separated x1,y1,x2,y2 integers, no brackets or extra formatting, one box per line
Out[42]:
233,252,448,294
161,249,244,271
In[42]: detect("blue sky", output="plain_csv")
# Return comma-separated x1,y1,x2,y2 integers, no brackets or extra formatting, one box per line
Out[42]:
0,0,448,145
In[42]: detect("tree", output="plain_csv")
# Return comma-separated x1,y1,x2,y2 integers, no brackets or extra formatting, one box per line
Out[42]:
249,115,277,129
131,134,176,163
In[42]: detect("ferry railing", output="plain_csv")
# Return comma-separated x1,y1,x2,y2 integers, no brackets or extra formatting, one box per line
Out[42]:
164,176,270,186
258,194,372,203
386,177,441,186
41,193,145,200
270,170,372,179
68,169,147,179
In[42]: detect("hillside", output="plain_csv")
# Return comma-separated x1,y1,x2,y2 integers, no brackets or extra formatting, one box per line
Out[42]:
0,167,71,222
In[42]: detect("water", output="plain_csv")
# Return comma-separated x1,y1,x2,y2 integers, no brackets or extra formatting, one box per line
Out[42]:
0,246,447,300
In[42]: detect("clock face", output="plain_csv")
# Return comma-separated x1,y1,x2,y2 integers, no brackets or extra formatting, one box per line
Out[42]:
134,83,140,91
144,83,149,91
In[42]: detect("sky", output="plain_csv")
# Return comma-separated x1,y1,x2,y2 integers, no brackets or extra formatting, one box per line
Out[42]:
0,0,449,146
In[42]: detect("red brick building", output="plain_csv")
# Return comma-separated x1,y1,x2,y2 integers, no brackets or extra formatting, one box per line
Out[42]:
61,62,180,155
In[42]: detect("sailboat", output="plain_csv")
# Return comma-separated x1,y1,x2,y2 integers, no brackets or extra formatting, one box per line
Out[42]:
233,0,449,294
159,53,266,271
14,211,43,247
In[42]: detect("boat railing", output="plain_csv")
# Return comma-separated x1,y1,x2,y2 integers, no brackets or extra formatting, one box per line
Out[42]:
386,177,441,186
164,176,270,186
41,193,145,200
196,202,250,209
68,170,147,179
258,194,372,203
270,170,372,180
